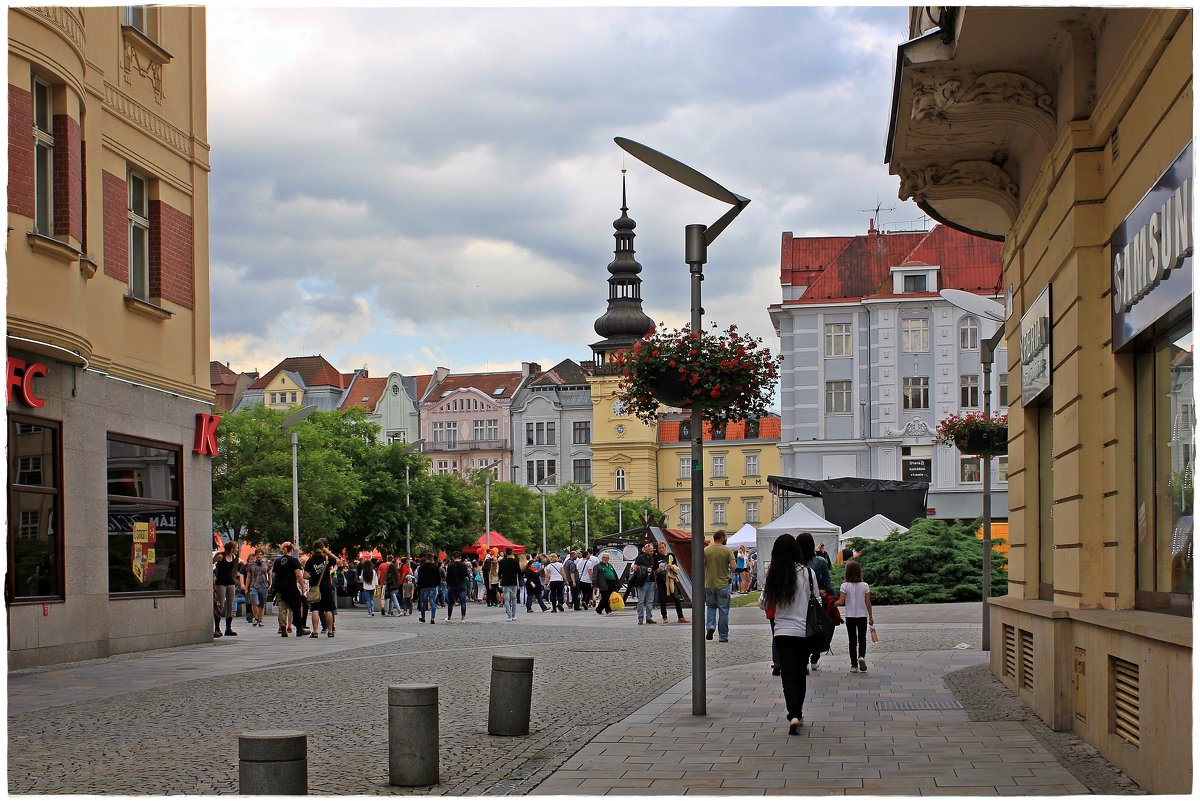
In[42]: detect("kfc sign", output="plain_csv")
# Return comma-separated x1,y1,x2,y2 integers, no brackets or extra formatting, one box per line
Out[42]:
194,413,220,456
7,357,47,408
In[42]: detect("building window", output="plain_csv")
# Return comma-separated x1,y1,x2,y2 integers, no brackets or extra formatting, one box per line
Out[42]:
825,322,851,357
573,459,591,485
8,416,62,600
745,453,759,476
486,419,498,440
107,435,182,594
128,169,151,301
573,421,591,444
474,419,486,440
712,454,726,478
903,274,928,293
123,5,149,33
269,393,276,405
711,423,726,441
960,455,981,483
546,422,556,446
902,376,929,410
527,459,555,485
434,421,446,442
615,468,627,492
826,380,852,414
744,418,760,438
960,317,980,350
996,456,1009,482
998,373,1009,407
437,460,451,475
545,460,556,484
745,500,760,524
32,76,55,236
679,420,691,440
960,374,980,408
712,502,726,525
525,422,534,446
679,503,691,526
679,457,690,480
290,392,297,403
527,421,555,446
1134,323,1194,612
901,318,929,352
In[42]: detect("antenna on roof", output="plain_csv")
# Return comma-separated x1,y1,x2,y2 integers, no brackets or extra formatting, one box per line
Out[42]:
858,199,895,233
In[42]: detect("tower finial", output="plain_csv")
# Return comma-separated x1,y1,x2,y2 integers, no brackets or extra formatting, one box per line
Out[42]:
621,168,628,213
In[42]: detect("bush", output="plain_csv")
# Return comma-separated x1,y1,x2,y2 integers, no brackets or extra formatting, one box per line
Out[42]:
844,518,1007,605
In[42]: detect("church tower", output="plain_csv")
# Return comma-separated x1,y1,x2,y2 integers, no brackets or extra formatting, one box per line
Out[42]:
587,172,660,506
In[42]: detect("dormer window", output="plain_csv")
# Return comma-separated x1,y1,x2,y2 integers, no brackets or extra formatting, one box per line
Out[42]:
903,274,927,293
891,263,939,294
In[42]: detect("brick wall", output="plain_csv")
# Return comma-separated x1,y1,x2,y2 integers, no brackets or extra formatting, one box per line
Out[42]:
9,84,34,217
52,113,82,242
149,200,194,309
102,170,128,282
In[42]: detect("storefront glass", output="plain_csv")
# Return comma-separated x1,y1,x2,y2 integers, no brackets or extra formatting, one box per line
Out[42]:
7,417,62,599
107,436,182,594
1135,324,1193,613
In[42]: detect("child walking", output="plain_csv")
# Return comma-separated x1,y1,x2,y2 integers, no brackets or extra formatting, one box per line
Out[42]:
835,560,874,672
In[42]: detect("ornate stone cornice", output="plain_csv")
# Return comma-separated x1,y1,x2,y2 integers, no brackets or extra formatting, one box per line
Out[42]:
17,7,85,63
121,25,172,103
884,416,932,438
909,70,1057,150
103,82,191,159
898,160,1020,225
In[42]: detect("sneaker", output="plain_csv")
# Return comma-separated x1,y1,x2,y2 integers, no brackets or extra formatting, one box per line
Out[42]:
430,619,435,625
851,666,859,673
771,665,781,676
859,658,867,672
678,617,690,623
706,628,714,640
788,717,803,735
646,618,657,624
638,620,644,625
810,661,820,672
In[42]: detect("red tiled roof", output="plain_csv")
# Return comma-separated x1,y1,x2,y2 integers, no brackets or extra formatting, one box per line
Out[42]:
341,377,387,411
210,360,237,385
425,371,524,403
657,415,781,444
528,359,588,387
249,355,347,391
412,374,433,402
781,225,1003,303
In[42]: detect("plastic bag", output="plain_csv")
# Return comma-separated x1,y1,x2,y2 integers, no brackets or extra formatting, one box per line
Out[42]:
610,592,625,611
870,625,879,643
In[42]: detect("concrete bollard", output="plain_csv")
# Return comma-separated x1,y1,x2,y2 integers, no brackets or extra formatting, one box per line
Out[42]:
239,730,307,795
488,655,534,736
388,684,439,786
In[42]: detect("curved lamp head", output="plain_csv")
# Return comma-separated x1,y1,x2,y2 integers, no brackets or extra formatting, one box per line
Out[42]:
281,404,317,429
939,289,1004,323
615,136,749,246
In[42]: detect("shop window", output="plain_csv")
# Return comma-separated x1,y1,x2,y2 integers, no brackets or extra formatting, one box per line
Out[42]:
960,455,981,483
996,456,1009,483
8,416,63,600
107,434,182,594
1134,324,1194,613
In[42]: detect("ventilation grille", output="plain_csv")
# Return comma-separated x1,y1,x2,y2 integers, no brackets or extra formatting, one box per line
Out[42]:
1110,656,1141,747
1003,624,1017,678
1020,629,1035,691
1110,126,1120,162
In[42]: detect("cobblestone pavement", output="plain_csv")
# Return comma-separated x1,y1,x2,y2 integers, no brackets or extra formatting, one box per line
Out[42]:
6,601,1138,795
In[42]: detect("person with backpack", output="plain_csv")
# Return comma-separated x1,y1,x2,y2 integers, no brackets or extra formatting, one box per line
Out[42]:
804,533,835,672
836,560,875,673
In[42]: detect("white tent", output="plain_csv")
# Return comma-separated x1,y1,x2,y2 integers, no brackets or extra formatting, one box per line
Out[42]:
726,523,757,548
756,502,841,574
841,514,908,546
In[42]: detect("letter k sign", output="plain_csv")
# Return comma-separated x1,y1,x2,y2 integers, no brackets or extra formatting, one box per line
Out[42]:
194,413,221,456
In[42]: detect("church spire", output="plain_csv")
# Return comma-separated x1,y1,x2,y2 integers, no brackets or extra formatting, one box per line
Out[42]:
592,170,655,367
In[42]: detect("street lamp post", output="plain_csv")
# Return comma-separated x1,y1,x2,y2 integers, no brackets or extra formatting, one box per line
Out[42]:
533,472,558,556
280,405,317,554
482,457,504,553
399,439,425,560
616,137,750,717
940,289,1005,652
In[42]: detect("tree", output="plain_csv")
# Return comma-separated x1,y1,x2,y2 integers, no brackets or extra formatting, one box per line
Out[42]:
844,517,1008,605
343,442,428,556
420,473,479,554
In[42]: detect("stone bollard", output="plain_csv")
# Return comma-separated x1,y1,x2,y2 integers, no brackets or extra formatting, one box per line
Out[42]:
488,655,534,736
239,730,307,795
388,684,439,786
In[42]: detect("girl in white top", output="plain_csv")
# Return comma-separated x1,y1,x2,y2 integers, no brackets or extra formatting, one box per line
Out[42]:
835,560,874,673
763,532,823,735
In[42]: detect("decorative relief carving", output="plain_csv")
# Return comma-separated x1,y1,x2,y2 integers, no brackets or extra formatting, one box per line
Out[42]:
907,70,1057,156
120,25,172,103
899,160,1019,212
912,71,1054,124
20,7,85,62
884,416,932,438
103,82,191,158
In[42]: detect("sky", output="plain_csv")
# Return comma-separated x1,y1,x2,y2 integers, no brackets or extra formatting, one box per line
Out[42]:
207,5,925,380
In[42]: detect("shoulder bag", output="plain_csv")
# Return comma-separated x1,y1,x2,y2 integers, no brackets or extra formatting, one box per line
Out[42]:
805,567,834,649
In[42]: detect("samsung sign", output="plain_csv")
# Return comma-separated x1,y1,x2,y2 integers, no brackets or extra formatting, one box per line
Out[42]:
1111,142,1193,350
1021,285,1051,405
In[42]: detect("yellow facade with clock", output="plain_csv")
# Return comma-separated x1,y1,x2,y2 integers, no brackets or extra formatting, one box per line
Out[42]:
587,372,660,504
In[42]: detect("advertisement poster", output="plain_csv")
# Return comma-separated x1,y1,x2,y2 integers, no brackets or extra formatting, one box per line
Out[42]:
131,521,158,584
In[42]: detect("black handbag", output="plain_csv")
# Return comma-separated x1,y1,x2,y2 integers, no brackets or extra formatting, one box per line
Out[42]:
805,567,834,648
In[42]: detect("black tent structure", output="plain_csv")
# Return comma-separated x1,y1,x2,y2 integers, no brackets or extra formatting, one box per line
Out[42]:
767,476,929,533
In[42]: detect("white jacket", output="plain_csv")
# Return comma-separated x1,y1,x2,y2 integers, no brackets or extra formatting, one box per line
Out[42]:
772,564,817,639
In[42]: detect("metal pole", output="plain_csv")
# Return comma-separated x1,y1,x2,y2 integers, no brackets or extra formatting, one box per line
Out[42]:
980,328,1001,653
541,491,547,556
618,502,623,532
486,473,491,552
687,222,707,716
584,492,589,551
291,431,300,554
406,464,411,560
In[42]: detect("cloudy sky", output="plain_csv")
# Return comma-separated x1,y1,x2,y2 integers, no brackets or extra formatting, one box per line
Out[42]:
207,5,924,379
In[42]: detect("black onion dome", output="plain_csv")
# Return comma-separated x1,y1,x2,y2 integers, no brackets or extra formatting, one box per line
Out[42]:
593,171,655,352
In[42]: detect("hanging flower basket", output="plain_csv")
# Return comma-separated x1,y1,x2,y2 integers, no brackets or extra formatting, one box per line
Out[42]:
935,412,1008,456
615,322,782,427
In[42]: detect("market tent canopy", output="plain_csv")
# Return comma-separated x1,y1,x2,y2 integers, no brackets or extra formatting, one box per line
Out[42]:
756,503,841,574
468,532,526,558
841,514,908,544
726,523,757,548
767,475,928,532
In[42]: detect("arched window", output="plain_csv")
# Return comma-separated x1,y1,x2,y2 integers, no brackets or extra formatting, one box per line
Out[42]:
615,468,627,492
959,316,980,350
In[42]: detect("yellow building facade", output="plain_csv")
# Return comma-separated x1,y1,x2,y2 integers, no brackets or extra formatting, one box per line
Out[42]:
7,7,213,668
887,8,1191,792
588,371,659,503
656,417,782,536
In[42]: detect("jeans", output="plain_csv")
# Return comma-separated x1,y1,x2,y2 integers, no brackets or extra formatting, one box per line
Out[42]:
386,588,401,615
704,586,731,641
635,582,656,621
656,577,685,620
575,581,592,609
359,588,374,614
418,588,439,620
447,587,468,618
526,587,547,612
502,585,519,619
775,634,819,720
548,581,565,611
846,616,868,664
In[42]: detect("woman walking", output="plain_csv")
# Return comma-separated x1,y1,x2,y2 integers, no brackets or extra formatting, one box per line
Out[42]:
304,539,338,637
544,554,566,612
655,541,688,624
836,560,874,672
524,556,548,612
359,559,377,616
593,553,619,615
764,531,822,735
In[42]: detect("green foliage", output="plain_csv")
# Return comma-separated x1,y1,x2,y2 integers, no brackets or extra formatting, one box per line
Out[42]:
847,518,1008,605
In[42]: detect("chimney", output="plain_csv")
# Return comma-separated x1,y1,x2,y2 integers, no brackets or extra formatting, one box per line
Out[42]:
868,218,877,235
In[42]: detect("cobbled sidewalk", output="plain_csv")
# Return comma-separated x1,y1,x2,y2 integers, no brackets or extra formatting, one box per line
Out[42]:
7,601,1138,795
